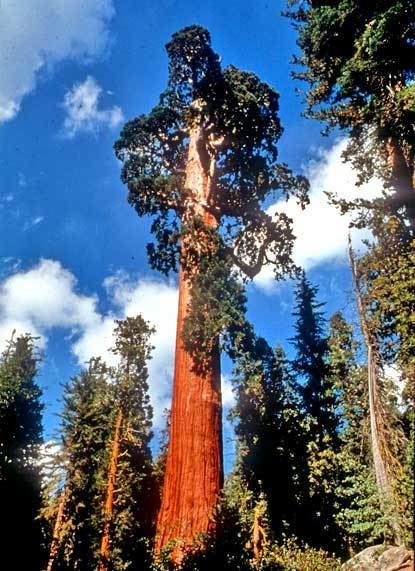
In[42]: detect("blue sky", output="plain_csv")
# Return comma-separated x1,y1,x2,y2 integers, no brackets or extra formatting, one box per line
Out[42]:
0,1,381,469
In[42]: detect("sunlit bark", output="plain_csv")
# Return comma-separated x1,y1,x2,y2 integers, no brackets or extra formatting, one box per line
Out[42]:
155,122,223,561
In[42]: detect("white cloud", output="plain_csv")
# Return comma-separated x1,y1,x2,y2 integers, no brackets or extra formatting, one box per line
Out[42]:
0,0,114,123
0,260,237,428
0,259,100,347
62,76,123,138
23,215,44,231
221,374,236,410
0,261,177,427
73,274,179,426
255,139,383,291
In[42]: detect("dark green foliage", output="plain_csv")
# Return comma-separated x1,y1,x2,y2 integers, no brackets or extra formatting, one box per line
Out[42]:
290,275,342,551
327,313,385,552
107,317,158,570
0,333,44,569
114,25,309,346
45,317,158,570
352,215,414,547
288,1,415,129
287,0,415,221
290,272,337,439
230,329,308,540
54,358,114,569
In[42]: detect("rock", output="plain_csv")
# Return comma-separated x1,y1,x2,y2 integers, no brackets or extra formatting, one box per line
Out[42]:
341,545,414,571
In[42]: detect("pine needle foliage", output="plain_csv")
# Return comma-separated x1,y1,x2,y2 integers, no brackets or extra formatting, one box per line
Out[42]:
0,333,44,569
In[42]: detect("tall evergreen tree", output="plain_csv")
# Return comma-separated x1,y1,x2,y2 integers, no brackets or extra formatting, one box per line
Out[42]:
327,312,384,554
350,230,413,546
48,358,114,570
230,330,308,541
98,316,156,571
290,272,337,438
114,24,308,557
290,274,340,550
0,333,44,569
45,318,158,571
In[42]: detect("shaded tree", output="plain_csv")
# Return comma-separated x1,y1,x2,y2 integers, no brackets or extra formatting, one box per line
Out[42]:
0,333,44,570
290,273,340,550
45,318,158,570
114,24,308,557
46,358,114,570
230,328,308,541
327,312,384,554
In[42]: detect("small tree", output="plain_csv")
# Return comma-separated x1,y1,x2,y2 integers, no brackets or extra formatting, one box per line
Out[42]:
0,333,44,569
115,25,308,556
47,358,114,570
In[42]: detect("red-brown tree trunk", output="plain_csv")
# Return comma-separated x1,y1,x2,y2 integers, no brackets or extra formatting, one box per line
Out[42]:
99,410,123,571
154,121,223,561
46,487,67,571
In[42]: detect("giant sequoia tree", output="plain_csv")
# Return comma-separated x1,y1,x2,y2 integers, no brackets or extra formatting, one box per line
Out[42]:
287,0,415,223
115,25,308,556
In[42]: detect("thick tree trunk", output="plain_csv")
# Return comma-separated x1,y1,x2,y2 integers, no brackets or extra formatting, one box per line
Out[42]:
99,410,123,571
155,122,223,561
46,487,67,571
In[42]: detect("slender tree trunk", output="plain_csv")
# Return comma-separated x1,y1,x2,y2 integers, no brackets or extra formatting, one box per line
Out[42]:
155,121,223,561
99,410,123,571
46,487,67,571
348,239,401,544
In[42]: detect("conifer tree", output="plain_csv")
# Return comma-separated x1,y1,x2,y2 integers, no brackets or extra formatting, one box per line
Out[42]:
45,317,157,570
0,333,44,569
98,316,156,571
48,358,114,570
327,312,384,553
291,272,337,439
350,233,412,546
290,273,340,550
115,25,308,556
230,330,308,541
286,0,415,224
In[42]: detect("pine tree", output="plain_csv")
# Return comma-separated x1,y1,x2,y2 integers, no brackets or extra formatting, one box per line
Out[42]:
291,272,337,439
114,24,308,557
45,317,158,570
327,312,384,554
0,333,44,569
290,273,340,550
48,358,114,570
286,0,415,224
98,316,156,571
230,329,308,541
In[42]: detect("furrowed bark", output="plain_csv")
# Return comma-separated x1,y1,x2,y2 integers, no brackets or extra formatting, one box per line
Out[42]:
99,410,123,571
155,120,223,561
46,487,67,571
348,238,401,544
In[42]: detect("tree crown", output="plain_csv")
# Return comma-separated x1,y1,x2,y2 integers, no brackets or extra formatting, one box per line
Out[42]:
115,25,308,279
